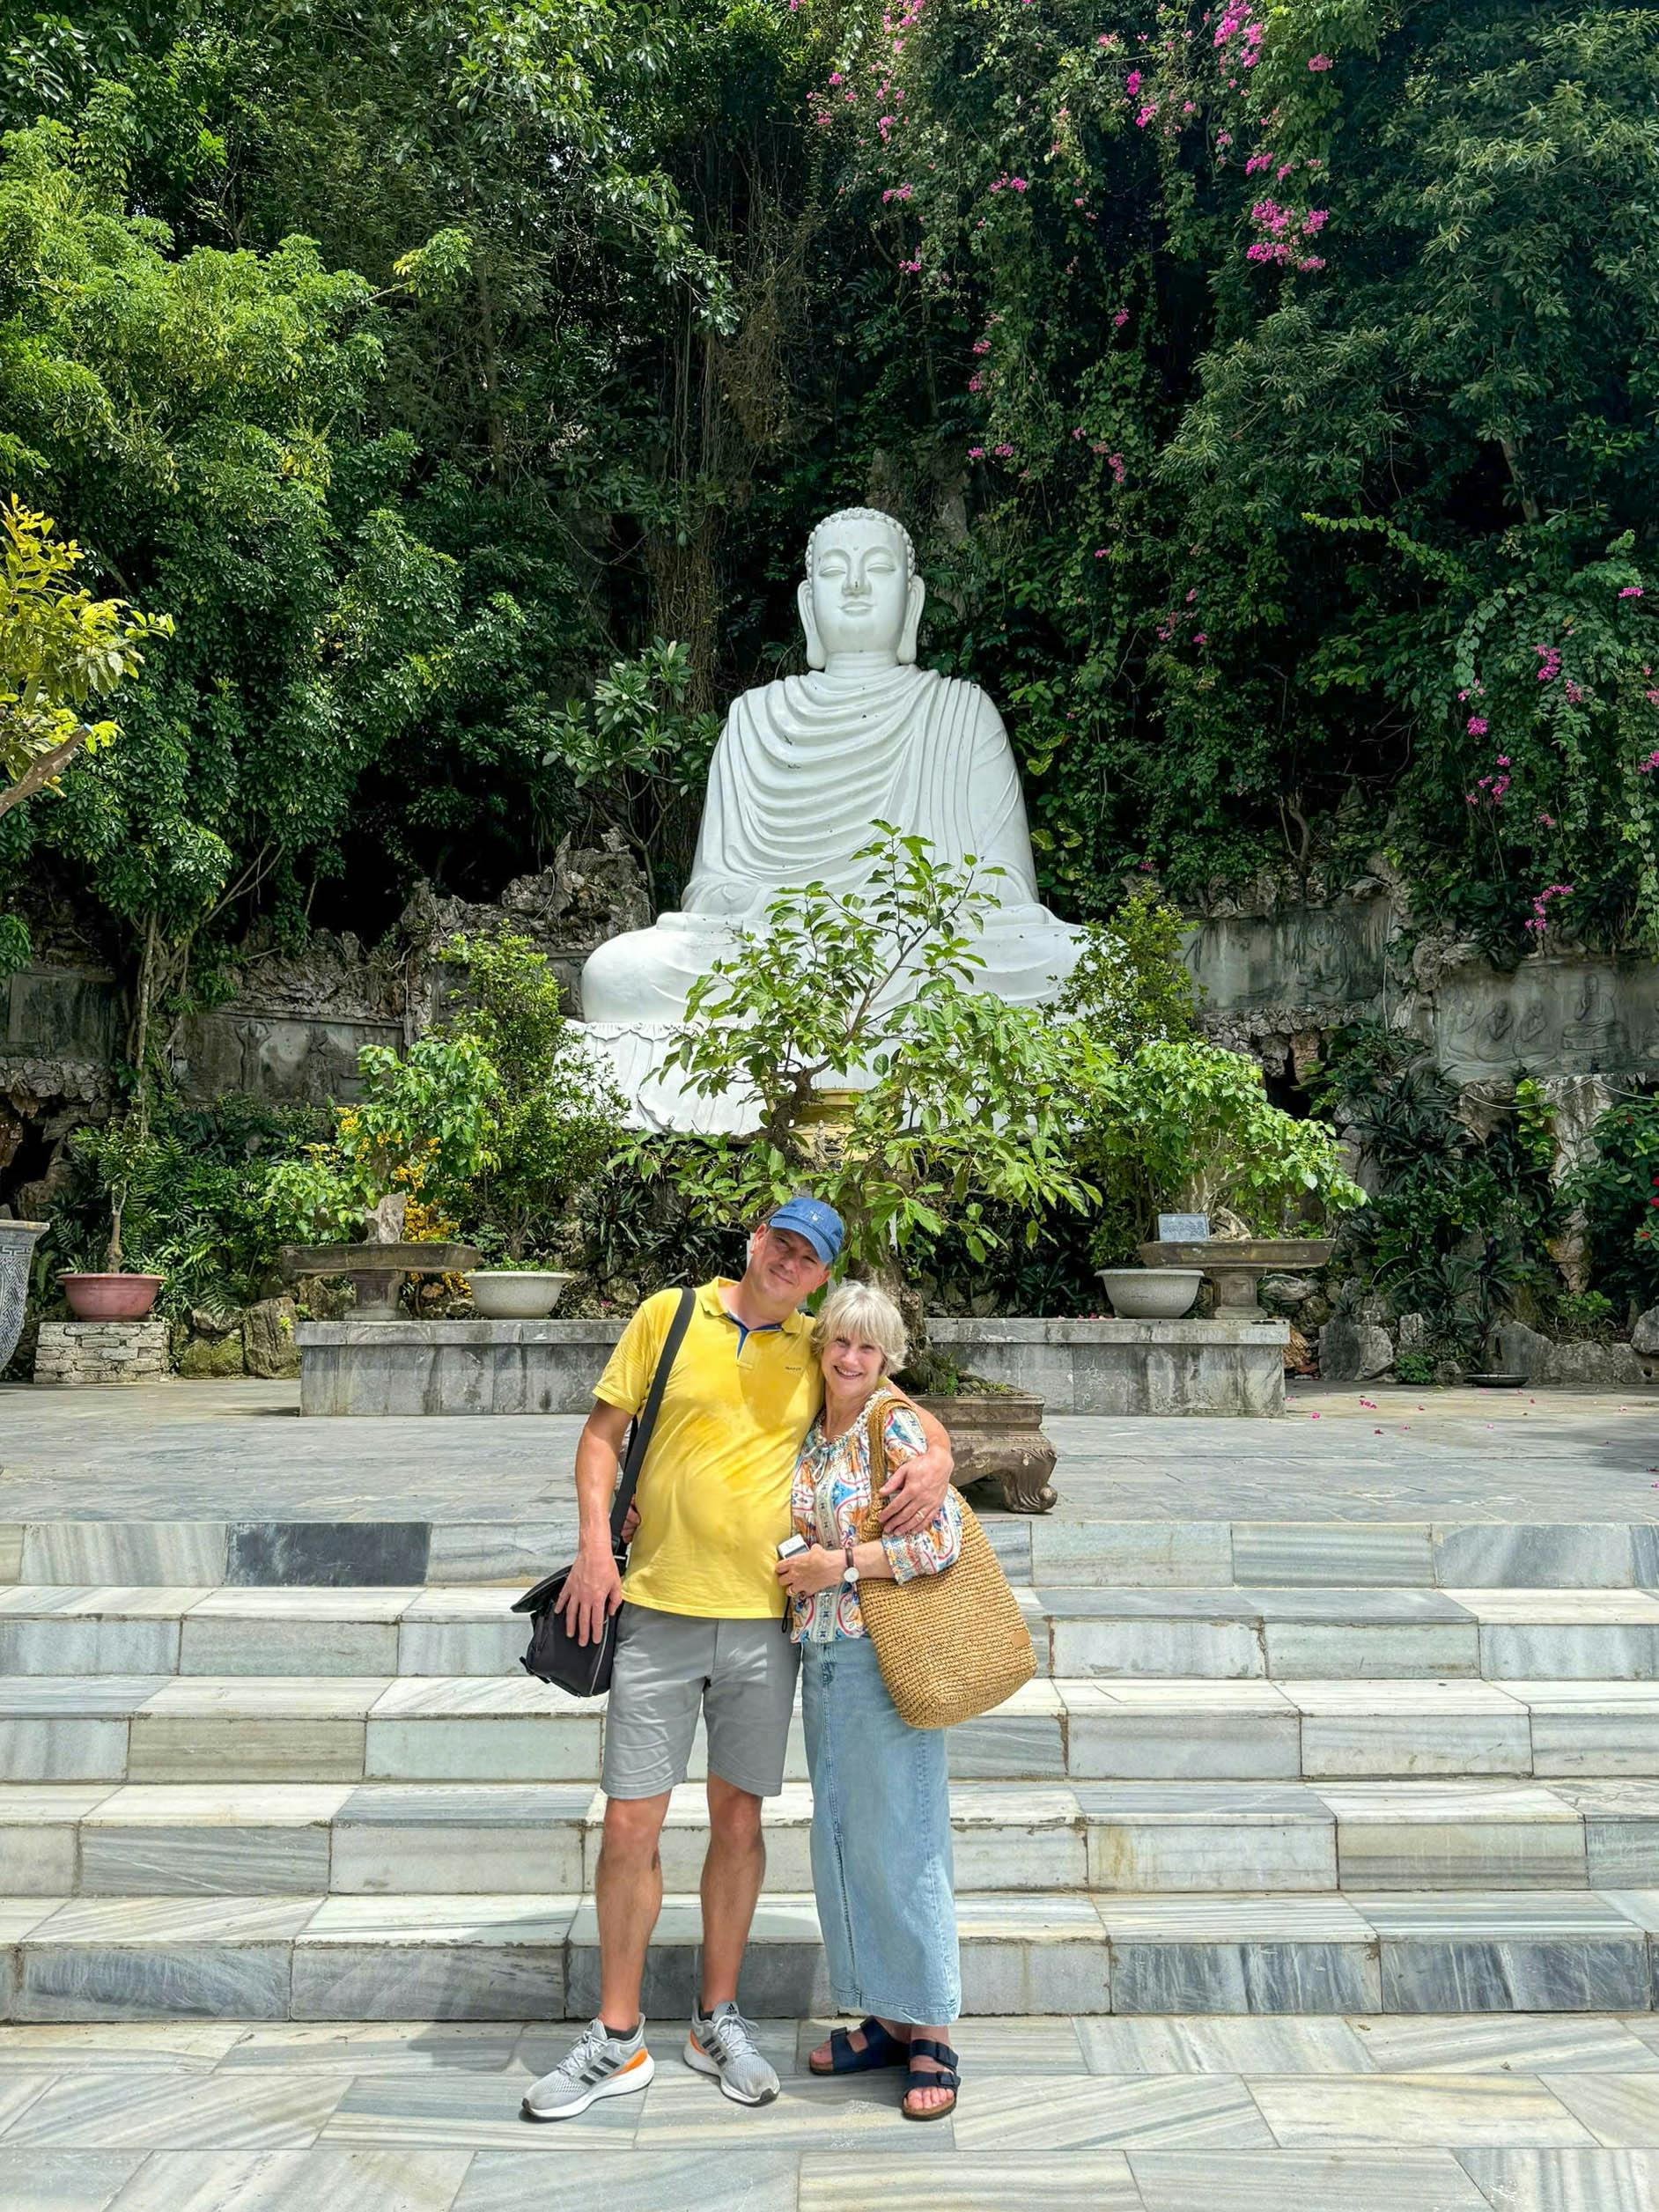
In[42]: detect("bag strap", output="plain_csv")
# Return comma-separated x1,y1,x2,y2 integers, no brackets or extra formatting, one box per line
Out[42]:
609,1287,696,1556
859,1385,913,1538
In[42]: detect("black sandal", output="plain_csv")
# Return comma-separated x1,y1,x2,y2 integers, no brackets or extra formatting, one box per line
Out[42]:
901,2035,960,2120
809,2016,910,2076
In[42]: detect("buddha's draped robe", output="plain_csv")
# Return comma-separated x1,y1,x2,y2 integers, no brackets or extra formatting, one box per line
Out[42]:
580,665,1079,1024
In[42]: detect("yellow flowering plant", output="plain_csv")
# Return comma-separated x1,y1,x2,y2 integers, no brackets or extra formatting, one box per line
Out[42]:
264,1034,499,1242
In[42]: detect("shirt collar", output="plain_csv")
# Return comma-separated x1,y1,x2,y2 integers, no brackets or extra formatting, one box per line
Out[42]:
700,1277,813,1338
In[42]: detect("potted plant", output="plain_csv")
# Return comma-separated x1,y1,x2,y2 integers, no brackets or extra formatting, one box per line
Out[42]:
263,1034,496,1316
649,827,1096,1512
439,932,624,1320
57,1113,166,1320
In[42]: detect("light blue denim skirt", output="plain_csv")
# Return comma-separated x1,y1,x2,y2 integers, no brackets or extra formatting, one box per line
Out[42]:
800,1631,961,2024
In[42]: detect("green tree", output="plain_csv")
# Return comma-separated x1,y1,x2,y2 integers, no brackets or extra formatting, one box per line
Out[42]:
442,930,625,1258
0,497,172,825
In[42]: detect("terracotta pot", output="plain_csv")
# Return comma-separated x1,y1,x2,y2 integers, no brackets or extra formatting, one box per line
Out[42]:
59,1272,163,1322
911,1389,1058,1515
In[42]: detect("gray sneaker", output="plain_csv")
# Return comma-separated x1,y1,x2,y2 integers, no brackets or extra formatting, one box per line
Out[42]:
521,2017,654,2121
683,2000,779,2105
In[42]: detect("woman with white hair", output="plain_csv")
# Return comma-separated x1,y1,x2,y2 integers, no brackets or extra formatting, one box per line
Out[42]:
773,1279,963,2120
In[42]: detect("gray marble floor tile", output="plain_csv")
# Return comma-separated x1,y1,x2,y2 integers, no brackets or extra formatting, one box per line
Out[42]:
1457,2147,1659,2209
139,1678,390,1715
1540,2070,1659,2146
1264,1624,1481,1679
629,2069,950,2151
1051,1620,1265,1678
1482,1626,1659,1679
1065,1708,1301,1781
224,2024,524,2071
1030,1517,1233,1586
0,2023,241,2068
1232,1523,1437,1586
461,2148,801,2212
397,1622,527,1675
128,1716,367,1782
1323,1783,1588,1889
1132,2149,1491,2211
1432,1524,1637,1588
1360,2015,1659,2073
291,1949,563,2024
0,1720,125,1784
800,2150,1139,2211
1110,1941,1379,2017
19,1524,228,1586
1079,1784,1335,1892
1248,2072,1596,2147
4,2068,350,2149
104,2146,474,2212
187,1588,422,1618
322,2068,636,2149
0,1619,181,1675
951,2072,1272,2149
365,1718,601,1783
0,1680,161,1717
180,1618,402,1676
1078,2017,1376,2075
334,1784,592,1895
0,2150,142,2211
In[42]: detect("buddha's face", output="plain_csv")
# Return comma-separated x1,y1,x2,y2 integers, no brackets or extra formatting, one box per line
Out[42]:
803,516,915,662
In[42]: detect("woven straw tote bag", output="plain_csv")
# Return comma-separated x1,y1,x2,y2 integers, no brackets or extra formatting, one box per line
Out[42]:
854,1390,1036,1729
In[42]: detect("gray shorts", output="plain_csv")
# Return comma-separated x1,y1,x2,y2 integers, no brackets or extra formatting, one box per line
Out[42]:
601,1604,800,1801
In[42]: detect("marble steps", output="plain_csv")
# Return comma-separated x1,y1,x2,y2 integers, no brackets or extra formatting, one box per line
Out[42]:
12,1777,1659,1901
7,1583,1659,1683
16,1674,1659,1788
9,1512,1659,1589
11,1885,1659,2021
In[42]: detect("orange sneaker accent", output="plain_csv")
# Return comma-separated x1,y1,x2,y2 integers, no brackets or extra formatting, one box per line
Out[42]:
618,2047,651,2074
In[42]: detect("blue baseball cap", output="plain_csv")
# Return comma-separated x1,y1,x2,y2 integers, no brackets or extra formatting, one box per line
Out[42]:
765,1195,844,1267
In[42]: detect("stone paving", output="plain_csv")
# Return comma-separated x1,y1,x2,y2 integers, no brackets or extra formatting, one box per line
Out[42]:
2,1382,1659,2203
0,2014,1658,2208
3,1377,1657,1524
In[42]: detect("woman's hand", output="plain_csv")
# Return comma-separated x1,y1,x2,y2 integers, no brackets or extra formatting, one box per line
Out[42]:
774,1545,844,1600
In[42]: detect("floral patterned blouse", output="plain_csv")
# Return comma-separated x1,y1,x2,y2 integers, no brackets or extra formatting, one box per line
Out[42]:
788,1390,962,1643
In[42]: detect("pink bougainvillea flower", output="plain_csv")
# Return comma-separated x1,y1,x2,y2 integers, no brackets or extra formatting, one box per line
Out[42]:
967,446,984,459
1113,307,1129,327
1193,631,1207,645
1467,716,1489,736
1620,585,1645,598
1308,53,1333,70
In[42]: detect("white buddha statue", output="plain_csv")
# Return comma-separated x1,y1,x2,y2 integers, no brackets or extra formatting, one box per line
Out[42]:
582,506,1080,1061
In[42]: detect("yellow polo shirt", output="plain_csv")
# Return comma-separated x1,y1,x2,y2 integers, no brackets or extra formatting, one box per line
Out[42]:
595,1279,822,1619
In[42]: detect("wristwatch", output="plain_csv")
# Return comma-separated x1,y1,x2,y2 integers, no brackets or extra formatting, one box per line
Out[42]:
842,1541,860,1588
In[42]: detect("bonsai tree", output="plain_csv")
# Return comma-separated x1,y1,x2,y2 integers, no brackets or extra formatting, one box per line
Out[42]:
1069,1036,1366,1258
649,826,1096,1382
63,1110,157,1275
441,930,625,1262
263,1032,501,1246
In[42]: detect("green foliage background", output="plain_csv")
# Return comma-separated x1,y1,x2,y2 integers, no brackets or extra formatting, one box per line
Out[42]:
3,0,1658,1018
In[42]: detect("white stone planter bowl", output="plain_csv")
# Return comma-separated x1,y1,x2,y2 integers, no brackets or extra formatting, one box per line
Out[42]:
465,1271,572,1321
1097,1267,1202,1321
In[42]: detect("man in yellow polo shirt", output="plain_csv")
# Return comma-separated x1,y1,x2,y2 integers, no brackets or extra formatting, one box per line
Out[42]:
523,1198,953,2122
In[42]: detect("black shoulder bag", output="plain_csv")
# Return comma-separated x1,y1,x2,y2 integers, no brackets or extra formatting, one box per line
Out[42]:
512,1286,696,1697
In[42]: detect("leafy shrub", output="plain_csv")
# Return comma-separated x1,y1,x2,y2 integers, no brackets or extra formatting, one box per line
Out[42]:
1318,1026,1559,1356
1564,1093,1659,1315
262,1034,500,1244
1551,1288,1618,1341
52,1095,323,1316
442,931,625,1260
1392,1349,1439,1388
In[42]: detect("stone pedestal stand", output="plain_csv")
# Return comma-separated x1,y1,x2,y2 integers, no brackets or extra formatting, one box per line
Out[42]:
34,1318,170,1385
0,1220,48,1370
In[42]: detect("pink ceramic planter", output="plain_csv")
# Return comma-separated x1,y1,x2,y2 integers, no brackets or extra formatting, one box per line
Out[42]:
59,1273,164,1322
